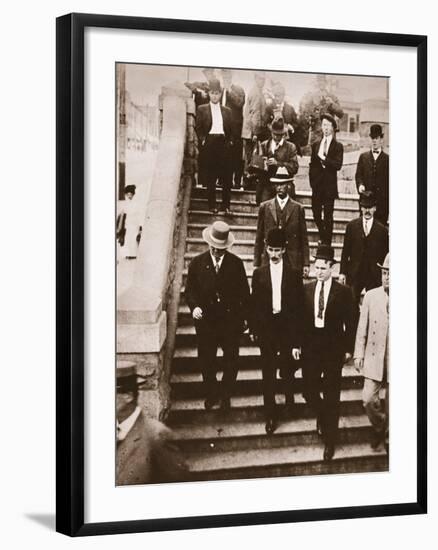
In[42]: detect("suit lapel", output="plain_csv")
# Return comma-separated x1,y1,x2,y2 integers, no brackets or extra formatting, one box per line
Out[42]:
283,199,294,225
269,198,278,224
327,137,336,157
325,279,338,319
206,104,213,132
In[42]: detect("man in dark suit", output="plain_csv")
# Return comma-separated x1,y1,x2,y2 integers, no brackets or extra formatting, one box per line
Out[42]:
116,361,189,485
339,191,389,317
309,113,344,245
185,221,250,410
266,82,302,155
254,167,310,279
257,118,299,204
356,124,389,225
195,79,235,214
220,68,246,189
300,245,355,461
250,228,303,434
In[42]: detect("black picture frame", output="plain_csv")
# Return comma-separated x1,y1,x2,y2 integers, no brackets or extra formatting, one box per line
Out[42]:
56,12,427,537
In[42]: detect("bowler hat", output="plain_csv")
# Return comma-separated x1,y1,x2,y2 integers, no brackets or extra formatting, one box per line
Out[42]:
320,112,337,130
209,78,222,93
369,124,384,138
202,221,235,249
313,244,336,263
359,190,377,208
271,117,286,134
266,227,287,248
270,166,293,183
124,184,136,195
377,253,389,270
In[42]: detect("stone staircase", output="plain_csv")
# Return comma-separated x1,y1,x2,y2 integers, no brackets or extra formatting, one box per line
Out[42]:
167,185,388,481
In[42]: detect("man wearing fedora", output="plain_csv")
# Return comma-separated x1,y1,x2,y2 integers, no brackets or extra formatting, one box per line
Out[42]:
309,113,344,246
300,244,355,461
195,78,235,215
116,361,189,485
339,190,389,320
185,221,250,410
250,228,303,434
354,253,389,453
256,118,299,205
356,124,389,225
254,167,310,279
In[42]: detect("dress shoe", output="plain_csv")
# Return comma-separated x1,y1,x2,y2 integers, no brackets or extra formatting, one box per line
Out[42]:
220,397,231,411
323,443,335,461
265,418,278,435
204,397,220,410
224,208,232,217
316,417,323,438
210,208,218,214
370,429,383,450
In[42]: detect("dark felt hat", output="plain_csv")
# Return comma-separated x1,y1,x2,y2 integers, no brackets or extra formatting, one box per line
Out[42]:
313,244,336,263
320,112,337,130
209,78,222,93
271,117,286,134
359,190,377,208
377,253,389,270
124,184,136,195
369,124,384,138
266,227,287,248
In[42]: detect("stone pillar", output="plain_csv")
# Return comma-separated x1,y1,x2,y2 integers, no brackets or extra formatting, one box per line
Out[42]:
117,82,192,419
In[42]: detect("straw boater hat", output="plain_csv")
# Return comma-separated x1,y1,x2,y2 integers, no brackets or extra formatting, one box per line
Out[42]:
116,361,147,393
312,243,337,263
270,165,294,184
377,253,389,270
202,221,235,249
320,112,338,131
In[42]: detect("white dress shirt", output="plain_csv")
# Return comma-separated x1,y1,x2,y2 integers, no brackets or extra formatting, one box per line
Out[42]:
210,252,225,271
209,102,224,134
222,89,227,106
372,147,382,161
270,137,284,154
270,260,283,314
318,134,333,159
314,277,332,328
276,195,289,210
363,216,374,236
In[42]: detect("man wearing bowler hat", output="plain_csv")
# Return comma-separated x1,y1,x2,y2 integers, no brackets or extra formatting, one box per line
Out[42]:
195,78,235,215
116,361,189,485
254,166,310,279
356,124,389,225
354,253,390,454
339,190,389,318
250,227,303,434
300,244,355,461
185,221,250,410
309,113,344,245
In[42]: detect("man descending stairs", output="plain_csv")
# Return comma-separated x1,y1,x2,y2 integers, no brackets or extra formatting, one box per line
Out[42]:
167,186,388,482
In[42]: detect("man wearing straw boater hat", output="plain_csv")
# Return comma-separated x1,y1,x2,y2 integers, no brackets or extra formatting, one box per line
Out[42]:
309,112,344,245
250,227,303,435
185,221,250,410
116,361,189,485
254,165,310,279
354,253,390,454
300,244,355,461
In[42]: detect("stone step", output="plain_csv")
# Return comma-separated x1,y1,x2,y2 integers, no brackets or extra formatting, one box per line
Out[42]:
167,388,366,424
186,237,345,256
186,441,388,481
170,364,363,398
171,414,372,453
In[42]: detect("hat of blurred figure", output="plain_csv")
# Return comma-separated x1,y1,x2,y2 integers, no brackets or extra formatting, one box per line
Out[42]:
359,190,377,208
271,117,286,134
272,82,285,94
209,78,223,93
221,68,232,76
124,185,136,195
270,165,293,183
202,221,235,249
254,70,266,78
266,227,287,248
377,253,389,270
369,124,384,138
313,244,336,263
320,112,337,130
202,67,215,76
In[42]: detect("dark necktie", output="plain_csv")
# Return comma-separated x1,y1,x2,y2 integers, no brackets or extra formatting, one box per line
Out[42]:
318,281,325,320
214,259,220,274
323,138,328,156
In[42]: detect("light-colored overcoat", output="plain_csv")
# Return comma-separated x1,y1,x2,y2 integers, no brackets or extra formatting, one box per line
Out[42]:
354,286,389,382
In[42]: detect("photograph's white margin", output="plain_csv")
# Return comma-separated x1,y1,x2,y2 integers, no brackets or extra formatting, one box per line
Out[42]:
84,27,418,524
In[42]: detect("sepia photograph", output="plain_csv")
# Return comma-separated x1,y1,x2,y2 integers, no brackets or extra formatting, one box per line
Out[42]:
115,63,390,486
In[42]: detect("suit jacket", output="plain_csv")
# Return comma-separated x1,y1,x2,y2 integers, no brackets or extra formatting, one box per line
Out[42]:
185,250,250,332
340,217,389,286
356,150,389,222
241,85,269,140
260,139,299,179
301,280,355,361
222,84,245,135
116,413,189,486
309,137,344,199
250,260,303,345
254,197,310,272
354,286,389,382
195,103,234,145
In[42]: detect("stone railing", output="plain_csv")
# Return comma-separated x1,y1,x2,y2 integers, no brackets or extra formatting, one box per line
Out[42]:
117,82,195,419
